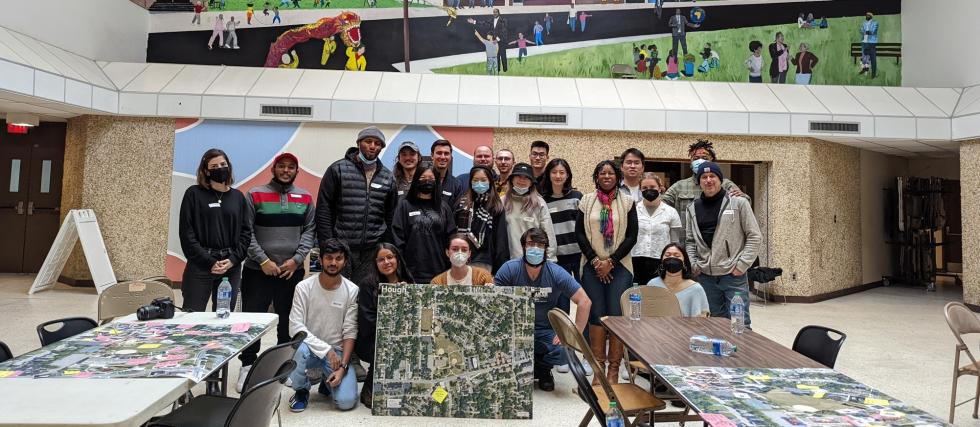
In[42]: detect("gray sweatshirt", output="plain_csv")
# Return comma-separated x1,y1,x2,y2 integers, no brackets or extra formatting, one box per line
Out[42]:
684,193,762,276
289,275,359,359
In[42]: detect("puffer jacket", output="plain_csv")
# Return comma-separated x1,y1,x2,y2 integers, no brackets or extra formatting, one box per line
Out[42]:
316,147,397,251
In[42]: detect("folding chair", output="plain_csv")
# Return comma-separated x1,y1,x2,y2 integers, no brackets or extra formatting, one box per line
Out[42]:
944,302,980,423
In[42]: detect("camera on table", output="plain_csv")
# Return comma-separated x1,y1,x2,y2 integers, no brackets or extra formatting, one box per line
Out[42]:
137,297,176,321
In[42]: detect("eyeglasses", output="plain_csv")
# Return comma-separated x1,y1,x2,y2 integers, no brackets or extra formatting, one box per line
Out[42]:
376,255,396,263
529,152,547,159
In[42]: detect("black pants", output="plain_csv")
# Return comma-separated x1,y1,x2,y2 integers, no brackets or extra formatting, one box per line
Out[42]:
239,266,304,366
633,257,661,287
344,247,377,287
497,48,508,73
181,260,241,313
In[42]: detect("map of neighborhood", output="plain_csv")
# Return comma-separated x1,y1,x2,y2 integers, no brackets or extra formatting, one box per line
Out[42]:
655,365,949,427
372,283,537,419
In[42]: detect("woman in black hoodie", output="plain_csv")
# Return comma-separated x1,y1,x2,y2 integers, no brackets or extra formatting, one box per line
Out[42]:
391,163,457,283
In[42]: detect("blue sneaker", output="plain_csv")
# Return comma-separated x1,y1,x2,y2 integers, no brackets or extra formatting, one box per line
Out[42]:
289,389,309,412
317,379,332,397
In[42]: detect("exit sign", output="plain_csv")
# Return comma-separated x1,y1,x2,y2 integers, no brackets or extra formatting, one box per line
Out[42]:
7,124,29,134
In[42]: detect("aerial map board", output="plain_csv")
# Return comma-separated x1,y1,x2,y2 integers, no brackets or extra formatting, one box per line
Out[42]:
372,284,536,419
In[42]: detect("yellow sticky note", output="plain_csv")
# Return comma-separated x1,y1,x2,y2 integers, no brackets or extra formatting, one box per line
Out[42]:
63,370,80,375
0,371,17,378
865,397,890,406
109,329,119,335
431,387,449,404
748,375,771,381
138,343,162,349
813,390,826,399
796,384,819,390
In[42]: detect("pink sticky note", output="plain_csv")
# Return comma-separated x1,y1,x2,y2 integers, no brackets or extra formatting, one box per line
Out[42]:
74,371,94,378
177,324,195,330
203,342,222,350
154,361,179,369
126,357,151,366
145,321,164,327
231,322,251,333
95,335,112,342
701,414,738,427
164,353,189,361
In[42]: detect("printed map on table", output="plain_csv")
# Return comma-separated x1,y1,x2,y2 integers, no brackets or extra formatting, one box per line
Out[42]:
0,322,265,382
655,365,950,427
373,284,537,419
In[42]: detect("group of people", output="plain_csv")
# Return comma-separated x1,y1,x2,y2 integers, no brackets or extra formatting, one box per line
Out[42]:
178,126,762,413
745,31,818,84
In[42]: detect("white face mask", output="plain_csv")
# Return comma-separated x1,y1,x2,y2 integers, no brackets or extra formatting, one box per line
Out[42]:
512,185,530,195
450,251,469,267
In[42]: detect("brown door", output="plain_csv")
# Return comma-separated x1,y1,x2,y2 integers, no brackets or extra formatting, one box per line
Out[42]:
0,121,66,273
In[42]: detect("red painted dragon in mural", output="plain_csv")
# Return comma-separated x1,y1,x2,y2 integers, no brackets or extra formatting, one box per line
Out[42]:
264,11,362,68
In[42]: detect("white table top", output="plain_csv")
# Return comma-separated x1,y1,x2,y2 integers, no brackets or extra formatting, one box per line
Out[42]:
0,312,278,427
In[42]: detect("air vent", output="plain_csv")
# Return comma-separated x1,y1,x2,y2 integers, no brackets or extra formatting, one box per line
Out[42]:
809,121,860,134
518,113,568,125
261,105,313,117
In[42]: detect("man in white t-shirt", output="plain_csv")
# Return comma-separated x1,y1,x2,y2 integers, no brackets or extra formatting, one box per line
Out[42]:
287,239,360,412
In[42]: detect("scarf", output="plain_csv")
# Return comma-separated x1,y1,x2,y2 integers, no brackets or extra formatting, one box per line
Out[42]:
467,193,494,249
596,188,616,248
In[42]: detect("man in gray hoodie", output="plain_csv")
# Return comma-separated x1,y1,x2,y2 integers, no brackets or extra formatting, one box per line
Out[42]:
684,161,761,327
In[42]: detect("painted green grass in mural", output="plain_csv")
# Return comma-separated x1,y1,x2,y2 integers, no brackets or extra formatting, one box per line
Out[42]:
434,15,901,86
207,0,431,12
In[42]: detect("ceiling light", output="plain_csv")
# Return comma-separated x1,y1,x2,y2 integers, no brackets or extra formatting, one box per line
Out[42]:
6,112,39,127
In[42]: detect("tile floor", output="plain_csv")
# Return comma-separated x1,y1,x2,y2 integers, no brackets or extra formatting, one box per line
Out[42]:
1,274,977,426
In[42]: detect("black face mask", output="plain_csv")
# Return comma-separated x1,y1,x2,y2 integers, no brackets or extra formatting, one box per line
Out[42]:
642,189,660,202
208,167,230,183
663,257,684,274
418,181,436,194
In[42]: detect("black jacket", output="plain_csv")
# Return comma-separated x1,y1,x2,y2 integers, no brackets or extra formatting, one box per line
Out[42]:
355,279,381,363
391,197,457,283
315,147,398,251
453,199,510,273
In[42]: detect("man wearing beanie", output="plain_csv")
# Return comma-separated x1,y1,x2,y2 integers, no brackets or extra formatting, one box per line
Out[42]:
684,161,762,327
238,152,315,391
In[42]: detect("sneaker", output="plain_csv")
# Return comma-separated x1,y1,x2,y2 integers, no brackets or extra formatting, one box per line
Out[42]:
317,379,332,397
581,356,593,376
235,365,251,393
538,369,555,392
621,367,631,381
289,390,309,412
555,364,569,373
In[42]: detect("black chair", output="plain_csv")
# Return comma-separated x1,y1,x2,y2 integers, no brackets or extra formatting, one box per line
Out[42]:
566,349,607,427
148,360,296,427
0,341,13,363
242,331,306,393
36,317,98,346
792,325,847,368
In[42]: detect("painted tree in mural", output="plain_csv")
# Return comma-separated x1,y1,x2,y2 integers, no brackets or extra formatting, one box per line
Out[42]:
263,11,362,68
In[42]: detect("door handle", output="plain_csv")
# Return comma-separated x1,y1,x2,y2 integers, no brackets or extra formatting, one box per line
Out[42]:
27,201,33,216
15,201,24,215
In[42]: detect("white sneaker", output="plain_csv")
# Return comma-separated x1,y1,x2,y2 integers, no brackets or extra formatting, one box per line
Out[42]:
582,358,593,376
236,365,251,393
555,364,569,373
621,367,631,381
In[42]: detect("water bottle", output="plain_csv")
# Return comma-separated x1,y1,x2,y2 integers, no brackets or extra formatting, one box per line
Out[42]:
730,292,746,335
689,335,737,356
605,401,625,427
216,277,232,319
628,285,642,321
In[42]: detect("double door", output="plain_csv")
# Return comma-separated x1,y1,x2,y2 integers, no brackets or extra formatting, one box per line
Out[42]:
0,121,65,273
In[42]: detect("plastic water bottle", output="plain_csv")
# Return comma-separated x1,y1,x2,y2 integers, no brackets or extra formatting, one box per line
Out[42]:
605,401,625,427
628,285,642,321
216,277,232,319
689,335,737,356
730,292,746,335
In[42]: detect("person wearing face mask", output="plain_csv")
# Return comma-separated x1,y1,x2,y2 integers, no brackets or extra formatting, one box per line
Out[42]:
178,148,251,313
457,145,496,194
356,243,414,408
453,166,510,273
316,126,398,287
631,173,682,288
503,163,558,262
575,160,638,385
647,243,710,317
237,152,315,392
391,164,457,284
394,141,421,197
494,228,592,392
432,234,495,285
662,139,748,231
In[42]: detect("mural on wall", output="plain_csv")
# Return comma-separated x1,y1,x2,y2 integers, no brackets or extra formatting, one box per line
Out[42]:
165,120,492,281
149,0,901,85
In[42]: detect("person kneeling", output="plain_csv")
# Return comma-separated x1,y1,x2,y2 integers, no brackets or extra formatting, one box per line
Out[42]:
287,239,360,412
431,234,495,286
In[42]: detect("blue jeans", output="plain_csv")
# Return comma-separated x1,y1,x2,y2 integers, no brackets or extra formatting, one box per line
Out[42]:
569,18,575,32
545,21,551,35
581,262,633,325
580,20,586,32
534,32,543,45
862,42,877,76
289,343,358,410
698,273,751,328
534,328,567,370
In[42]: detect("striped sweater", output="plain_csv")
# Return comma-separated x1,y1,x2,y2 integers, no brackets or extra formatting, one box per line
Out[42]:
544,190,583,259
244,180,316,270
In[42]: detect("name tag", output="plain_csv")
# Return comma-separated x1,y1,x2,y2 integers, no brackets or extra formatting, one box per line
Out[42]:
442,191,453,197
371,183,383,189
289,193,302,198
523,216,535,222
331,300,344,308
722,209,735,216
208,202,221,208
409,211,421,217
397,190,405,196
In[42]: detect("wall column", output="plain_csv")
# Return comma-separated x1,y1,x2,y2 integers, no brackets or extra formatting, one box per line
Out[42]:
961,140,980,306
61,115,175,283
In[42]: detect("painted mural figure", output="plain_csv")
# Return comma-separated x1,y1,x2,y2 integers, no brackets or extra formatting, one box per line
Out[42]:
247,2,254,24
544,13,553,35
567,8,576,32
225,16,240,49
533,21,544,45
668,8,699,56
263,11,362,69
745,40,764,83
509,33,537,63
192,1,206,25
345,44,367,71
467,9,508,73
273,6,281,24
438,6,459,26
665,51,679,80
321,35,337,65
208,14,226,50
577,11,592,32
859,11,878,78
768,31,790,83
792,42,818,84
279,50,300,68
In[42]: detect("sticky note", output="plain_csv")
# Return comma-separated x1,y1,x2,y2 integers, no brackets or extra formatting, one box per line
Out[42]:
154,361,179,368
177,324,195,330
74,371,93,378
0,370,21,378
137,343,162,349
701,413,738,427
231,322,251,333
813,390,826,399
63,370,80,375
796,384,819,390
864,397,890,406
747,375,771,381
146,321,164,327
432,386,449,404
126,357,151,366
164,353,189,361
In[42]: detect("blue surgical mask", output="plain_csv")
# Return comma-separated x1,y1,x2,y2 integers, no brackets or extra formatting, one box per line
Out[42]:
691,158,707,173
358,152,377,165
524,247,545,266
472,181,491,195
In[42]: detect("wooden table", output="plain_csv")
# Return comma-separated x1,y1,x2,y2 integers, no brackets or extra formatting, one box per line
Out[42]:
603,316,824,369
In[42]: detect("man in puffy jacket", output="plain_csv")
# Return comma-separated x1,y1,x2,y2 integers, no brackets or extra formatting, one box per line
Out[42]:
316,126,398,286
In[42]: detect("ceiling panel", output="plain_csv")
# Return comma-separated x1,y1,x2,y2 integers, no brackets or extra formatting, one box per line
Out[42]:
883,87,945,118
498,77,539,107
248,68,306,98
845,86,911,116
651,81,703,111
729,83,786,113
332,71,383,101
537,78,580,107
458,75,498,105
375,72,421,103
918,87,962,116
614,80,663,110
102,62,149,90
162,65,223,94
575,79,620,108
204,66,264,96
418,74,459,104
289,69,343,99
769,84,828,114
692,83,745,112
0,28,59,74
807,85,869,115
124,63,184,93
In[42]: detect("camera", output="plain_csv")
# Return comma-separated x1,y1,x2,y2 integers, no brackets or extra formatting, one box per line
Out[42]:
137,297,176,321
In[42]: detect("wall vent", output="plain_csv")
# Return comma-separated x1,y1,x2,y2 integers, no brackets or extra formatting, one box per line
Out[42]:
518,113,568,125
261,105,312,117
809,121,860,134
